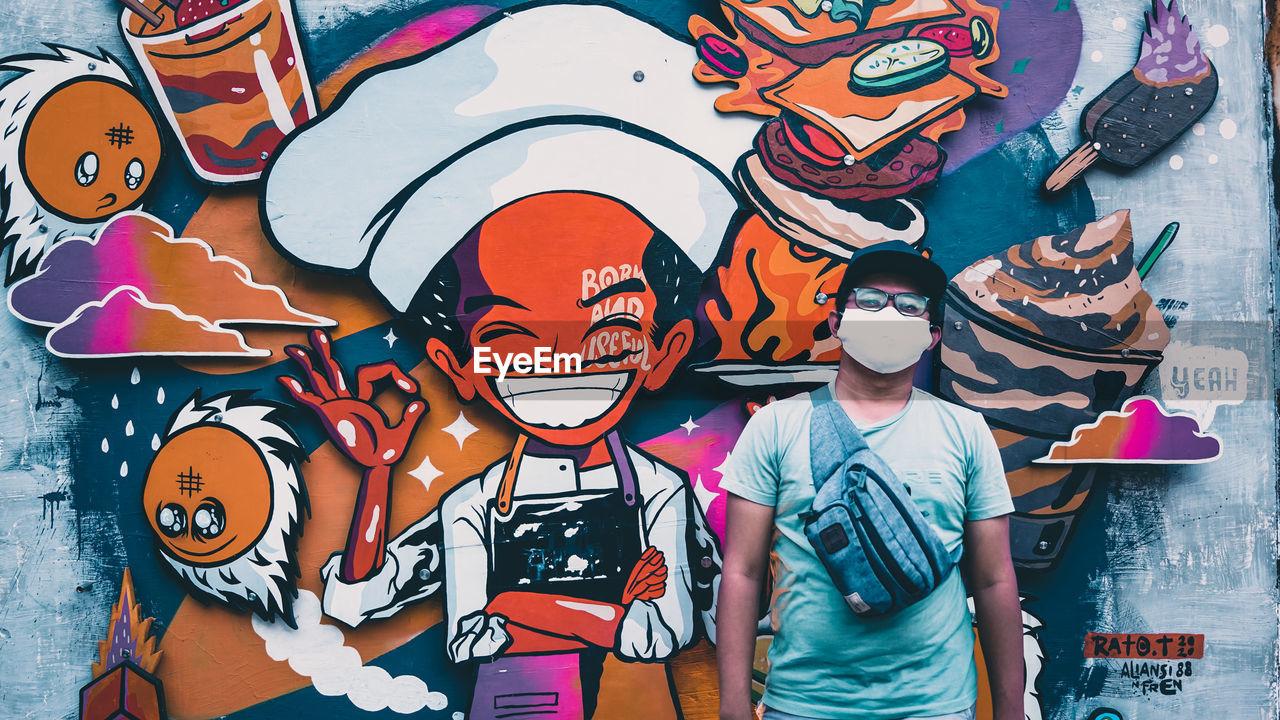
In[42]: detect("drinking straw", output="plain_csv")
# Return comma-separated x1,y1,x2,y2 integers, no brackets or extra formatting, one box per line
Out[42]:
1137,222,1179,279
115,0,164,27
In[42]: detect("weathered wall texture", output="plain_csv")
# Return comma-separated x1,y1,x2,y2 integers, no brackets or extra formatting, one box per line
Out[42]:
0,0,1274,719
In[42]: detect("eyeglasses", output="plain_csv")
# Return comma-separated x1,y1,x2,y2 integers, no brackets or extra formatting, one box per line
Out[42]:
849,287,930,317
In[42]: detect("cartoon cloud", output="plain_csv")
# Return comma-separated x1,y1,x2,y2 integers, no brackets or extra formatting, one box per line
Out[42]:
8,211,333,328
1035,395,1222,464
46,286,267,358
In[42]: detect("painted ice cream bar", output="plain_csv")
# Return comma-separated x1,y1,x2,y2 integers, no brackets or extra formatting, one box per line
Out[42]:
937,210,1171,568
120,0,317,184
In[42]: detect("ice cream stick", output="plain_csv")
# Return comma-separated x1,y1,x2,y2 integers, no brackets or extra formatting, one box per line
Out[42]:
1044,141,1101,193
1137,222,1179,279
116,0,164,27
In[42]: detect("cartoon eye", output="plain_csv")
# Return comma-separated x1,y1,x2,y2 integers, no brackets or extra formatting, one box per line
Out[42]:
75,152,99,187
124,159,145,191
192,498,226,540
156,503,187,538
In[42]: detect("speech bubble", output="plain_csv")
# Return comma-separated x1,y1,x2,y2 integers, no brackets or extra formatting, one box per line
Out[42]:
1158,341,1247,427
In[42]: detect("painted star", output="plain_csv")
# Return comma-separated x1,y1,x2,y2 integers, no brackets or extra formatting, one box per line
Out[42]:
692,474,720,514
408,455,443,491
680,416,700,435
383,328,398,348
442,412,478,449
713,451,732,479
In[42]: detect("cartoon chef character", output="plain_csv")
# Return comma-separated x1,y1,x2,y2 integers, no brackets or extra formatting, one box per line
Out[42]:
262,10,762,716
271,124,741,720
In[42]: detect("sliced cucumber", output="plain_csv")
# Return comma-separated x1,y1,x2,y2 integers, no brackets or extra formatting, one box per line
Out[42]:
850,39,950,93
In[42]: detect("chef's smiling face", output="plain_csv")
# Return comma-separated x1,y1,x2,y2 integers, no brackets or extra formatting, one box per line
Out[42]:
425,192,694,447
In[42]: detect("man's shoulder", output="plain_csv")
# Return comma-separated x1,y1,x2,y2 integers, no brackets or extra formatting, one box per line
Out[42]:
747,388,817,430
909,388,987,433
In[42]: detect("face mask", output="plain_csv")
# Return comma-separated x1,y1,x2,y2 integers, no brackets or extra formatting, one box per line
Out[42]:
836,307,933,374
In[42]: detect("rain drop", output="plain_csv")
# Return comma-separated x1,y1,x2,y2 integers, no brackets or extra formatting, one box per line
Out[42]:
157,387,165,404
120,461,128,477
125,421,135,437
101,438,109,453
111,395,119,409
130,367,140,384
151,434,161,451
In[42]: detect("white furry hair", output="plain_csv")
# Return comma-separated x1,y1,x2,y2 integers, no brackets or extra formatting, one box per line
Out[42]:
157,391,310,627
0,45,135,284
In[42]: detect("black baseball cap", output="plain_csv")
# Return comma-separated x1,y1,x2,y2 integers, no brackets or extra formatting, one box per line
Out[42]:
835,240,949,307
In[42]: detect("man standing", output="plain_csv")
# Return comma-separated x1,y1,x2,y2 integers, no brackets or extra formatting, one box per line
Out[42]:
716,241,1025,720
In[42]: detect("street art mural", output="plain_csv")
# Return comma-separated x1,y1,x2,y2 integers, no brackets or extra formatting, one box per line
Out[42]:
0,0,1275,719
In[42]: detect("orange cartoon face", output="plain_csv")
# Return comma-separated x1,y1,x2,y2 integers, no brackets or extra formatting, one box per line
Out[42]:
143,425,272,566
425,192,697,447
20,78,162,222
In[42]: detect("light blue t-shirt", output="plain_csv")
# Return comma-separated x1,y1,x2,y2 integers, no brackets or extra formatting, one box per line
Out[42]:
719,384,1014,720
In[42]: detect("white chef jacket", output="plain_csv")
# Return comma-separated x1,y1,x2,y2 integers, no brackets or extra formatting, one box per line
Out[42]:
320,441,720,662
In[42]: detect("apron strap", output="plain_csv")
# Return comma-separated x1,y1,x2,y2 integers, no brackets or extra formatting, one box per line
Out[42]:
495,432,638,515
495,434,529,516
604,431,638,507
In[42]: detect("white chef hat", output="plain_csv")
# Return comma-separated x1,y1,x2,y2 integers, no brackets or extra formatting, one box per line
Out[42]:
262,4,761,313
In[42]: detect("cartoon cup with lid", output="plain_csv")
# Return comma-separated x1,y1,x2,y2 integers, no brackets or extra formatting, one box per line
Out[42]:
119,0,316,184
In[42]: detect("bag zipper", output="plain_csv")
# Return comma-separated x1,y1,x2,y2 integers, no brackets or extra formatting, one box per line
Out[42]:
847,474,920,596
865,468,945,585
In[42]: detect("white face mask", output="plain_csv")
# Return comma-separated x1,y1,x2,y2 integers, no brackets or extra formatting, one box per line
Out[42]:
836,307,933,374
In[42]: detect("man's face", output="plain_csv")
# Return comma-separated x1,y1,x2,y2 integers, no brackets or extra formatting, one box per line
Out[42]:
426,193,694,447
827,271,942,354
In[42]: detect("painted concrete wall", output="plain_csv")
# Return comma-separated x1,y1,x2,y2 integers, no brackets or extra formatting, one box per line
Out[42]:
0,0,1273,719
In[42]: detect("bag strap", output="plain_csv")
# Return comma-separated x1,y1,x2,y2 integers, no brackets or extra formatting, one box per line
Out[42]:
809,383,965,568
809,383,869,491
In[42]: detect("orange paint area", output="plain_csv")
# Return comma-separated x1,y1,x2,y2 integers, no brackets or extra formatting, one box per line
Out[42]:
144,426,274,566
1084,633,1204,660
700,215,844,366
19,79,162,222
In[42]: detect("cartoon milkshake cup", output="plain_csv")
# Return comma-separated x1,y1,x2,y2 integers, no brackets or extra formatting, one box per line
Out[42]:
937,210,1171,569
120,0,316,184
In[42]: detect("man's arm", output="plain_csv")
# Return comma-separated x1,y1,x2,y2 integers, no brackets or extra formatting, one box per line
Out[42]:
717,493,774,720
964,515,1024,720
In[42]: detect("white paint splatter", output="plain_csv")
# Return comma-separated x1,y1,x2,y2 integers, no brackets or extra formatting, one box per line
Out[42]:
336,419,358,448
1169,154,1184,170
1111,16,1126,31
1192,122,1205,136
1219,118,1237,139
1204,24,1229,47
1090,50,1104,63
253,591,447,713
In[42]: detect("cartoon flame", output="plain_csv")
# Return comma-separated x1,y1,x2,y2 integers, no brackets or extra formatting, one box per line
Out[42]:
699,216,845,365
92,568,161,676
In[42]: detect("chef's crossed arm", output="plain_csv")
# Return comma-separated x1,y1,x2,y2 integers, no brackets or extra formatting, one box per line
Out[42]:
617,448,713,661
